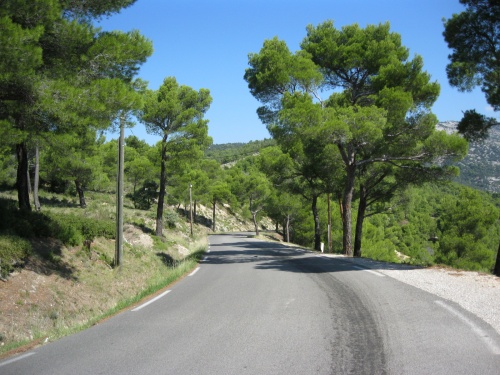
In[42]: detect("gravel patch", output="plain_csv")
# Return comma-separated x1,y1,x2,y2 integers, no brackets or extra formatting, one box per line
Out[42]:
338,256,500,335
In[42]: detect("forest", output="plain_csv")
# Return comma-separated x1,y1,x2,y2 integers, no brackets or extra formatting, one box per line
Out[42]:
1,129,499,276
1,0,500,279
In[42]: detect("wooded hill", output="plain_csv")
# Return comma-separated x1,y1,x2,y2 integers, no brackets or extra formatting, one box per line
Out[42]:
208,122,500,194
205,139,275,164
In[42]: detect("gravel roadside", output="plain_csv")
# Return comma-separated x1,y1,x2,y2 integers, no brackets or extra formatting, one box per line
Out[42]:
329,255,500,335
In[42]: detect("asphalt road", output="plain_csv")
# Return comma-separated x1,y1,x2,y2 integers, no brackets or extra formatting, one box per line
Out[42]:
1,233,500,374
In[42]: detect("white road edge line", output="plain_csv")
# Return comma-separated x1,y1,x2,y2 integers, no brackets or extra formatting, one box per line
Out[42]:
435,300,500,355
352,265,385,277
0,352,36,367
188,267,200,276
132,290,171,311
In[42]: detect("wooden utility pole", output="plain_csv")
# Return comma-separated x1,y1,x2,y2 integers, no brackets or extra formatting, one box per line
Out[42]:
327,193,332,252
115,115,125,267
189,184,193,237
33,141,41,211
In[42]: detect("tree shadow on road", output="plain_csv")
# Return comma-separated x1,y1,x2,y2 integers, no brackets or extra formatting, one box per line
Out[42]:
206,234,424,274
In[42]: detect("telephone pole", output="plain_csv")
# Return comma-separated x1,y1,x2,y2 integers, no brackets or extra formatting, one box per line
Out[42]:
189,184,193,237
328,193,332,253
115,115,125,267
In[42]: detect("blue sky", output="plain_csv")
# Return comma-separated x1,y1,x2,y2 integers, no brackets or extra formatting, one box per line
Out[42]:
98,0,496,145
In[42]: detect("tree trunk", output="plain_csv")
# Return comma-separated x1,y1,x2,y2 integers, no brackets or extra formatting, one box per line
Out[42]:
75,180,87,208
494,241,500,277
354,185,368,257
16,142,31,211
27,164,32,195
132,177,138,209
312,194,321,251
249,196,260,236
33,142,41,211
156,141,168,236
338,194,344,225
252,211,259,236
342,165,356,256
212,200,216,232
285,215,290,243
194,200,197,222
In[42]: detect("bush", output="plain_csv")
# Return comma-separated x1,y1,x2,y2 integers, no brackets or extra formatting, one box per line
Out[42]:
46,214,84,246
129,180,158,210
0,197,115,247
47,213,115,246
362,238,398,263
0,235,32,278
164,209,180,229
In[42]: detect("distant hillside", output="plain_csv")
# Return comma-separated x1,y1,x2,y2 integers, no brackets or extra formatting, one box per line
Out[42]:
205,139,275,164
437,121,500,193
207,123,500,193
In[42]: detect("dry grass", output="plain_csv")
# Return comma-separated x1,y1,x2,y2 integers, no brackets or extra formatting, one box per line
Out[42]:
0,231,207,356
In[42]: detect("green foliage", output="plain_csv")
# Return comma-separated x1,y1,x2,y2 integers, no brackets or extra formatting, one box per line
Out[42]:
0,199,53,238
443,0,500,110
456,110,497,141
41,213,115,246
444,0,500,276
205,139,275,164
0,152,16,187
164,209,180,229
0,235,32,278
359,183,500,271
41,130,108,200
244,36,322,109
138,76,212,235
0,197,114,246
246,20,467,256
1,0,152,210
128,180,158,210
62,0,138,20
362,235,399,263
436,188,498,271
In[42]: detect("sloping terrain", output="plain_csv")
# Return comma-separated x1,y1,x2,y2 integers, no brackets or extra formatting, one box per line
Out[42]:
438,121,500,193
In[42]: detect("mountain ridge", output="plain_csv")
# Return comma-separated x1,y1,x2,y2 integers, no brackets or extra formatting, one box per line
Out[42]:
437,121,500,193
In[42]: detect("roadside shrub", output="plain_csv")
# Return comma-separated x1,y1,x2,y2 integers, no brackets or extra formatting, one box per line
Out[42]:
0,199,52,239
164,209,180,229
0,199,17,232
0,197,115,247
47,214,84,246
47,213,114,246
362,238,399,263
0,235,32,278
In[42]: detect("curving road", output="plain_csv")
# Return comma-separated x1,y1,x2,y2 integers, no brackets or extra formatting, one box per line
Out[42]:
1,233,499,374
